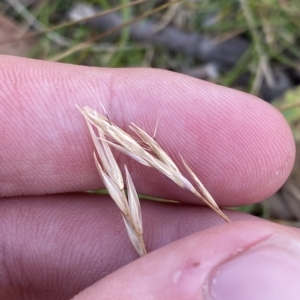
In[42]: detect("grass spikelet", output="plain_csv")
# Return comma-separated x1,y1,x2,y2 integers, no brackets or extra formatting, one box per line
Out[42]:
77,105,230,255
129,123,180,172
125,165,143,236
78,108,147,256
181,158,230,223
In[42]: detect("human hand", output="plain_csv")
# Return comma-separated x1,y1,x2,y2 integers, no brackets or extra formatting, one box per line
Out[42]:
0,55,298,300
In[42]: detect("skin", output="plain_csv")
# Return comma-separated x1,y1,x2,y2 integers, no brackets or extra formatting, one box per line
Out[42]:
0,55,297,299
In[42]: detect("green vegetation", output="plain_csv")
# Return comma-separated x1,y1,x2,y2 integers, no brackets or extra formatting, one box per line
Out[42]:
2,0,300,92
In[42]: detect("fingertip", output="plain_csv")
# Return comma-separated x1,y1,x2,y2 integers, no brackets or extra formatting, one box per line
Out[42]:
111,70,296,205
72,221,300,300
101,68,296,205
206,94,296,205
0,56,295,205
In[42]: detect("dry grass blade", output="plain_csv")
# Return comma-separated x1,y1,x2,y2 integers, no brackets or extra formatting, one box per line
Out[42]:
49,0,183,61
1,0,148,46
78,105,230,223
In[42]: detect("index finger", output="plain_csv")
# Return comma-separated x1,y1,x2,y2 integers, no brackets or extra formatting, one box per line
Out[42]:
0,55,295,206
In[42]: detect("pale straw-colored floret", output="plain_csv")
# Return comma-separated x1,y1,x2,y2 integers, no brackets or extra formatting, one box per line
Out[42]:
77,105,230,256
80,109,147,256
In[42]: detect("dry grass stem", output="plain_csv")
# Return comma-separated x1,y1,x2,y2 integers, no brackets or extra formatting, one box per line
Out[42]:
78,105,230,255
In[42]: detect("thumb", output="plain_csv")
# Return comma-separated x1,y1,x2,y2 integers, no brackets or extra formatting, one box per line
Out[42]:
72,220,300,300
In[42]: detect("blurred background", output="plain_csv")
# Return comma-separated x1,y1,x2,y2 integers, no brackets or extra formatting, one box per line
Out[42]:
1,0,300,224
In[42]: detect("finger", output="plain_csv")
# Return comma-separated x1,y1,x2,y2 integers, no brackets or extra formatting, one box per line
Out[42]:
0,55,294,205
73,221,300,300
0,193,255,300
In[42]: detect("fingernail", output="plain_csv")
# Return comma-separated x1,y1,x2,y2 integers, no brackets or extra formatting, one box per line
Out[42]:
206,234,300,300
